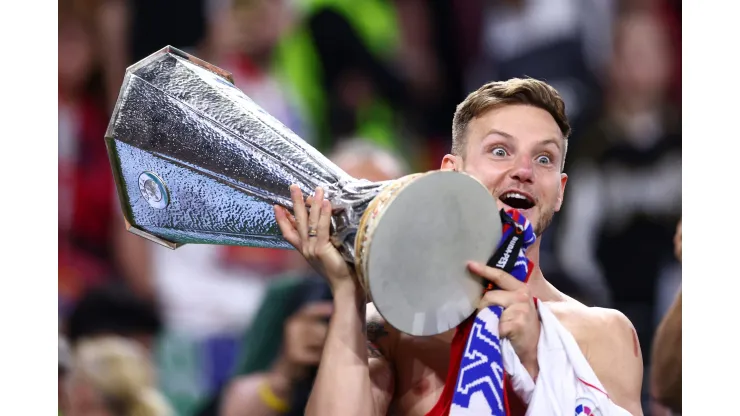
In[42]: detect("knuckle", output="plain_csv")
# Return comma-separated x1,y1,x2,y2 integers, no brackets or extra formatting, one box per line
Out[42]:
516,291,529,303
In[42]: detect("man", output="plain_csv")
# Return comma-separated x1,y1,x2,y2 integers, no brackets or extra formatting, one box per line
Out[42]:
274,78,644,415
650,219,682,413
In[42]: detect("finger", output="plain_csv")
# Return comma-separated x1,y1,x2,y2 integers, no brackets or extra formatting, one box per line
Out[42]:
290,184,309,241
468,261,523,291
274,205,301,248
307,187,324,252
478,289,520,310
298,301,334,319
306,196,315,211
287,210,298,229
316,199,333,248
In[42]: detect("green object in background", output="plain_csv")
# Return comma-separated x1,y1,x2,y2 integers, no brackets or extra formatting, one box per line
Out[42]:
232,276,305,375
273,0,401,153
155,332,206,416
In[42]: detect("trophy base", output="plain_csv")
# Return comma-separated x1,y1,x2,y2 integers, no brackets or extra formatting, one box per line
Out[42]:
354,171,502,336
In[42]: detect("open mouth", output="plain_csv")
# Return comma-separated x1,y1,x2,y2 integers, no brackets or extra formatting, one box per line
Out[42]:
499,191,535,210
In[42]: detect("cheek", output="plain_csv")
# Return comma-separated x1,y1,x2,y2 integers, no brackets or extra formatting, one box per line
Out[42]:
537,176,563,207
463,159,505,191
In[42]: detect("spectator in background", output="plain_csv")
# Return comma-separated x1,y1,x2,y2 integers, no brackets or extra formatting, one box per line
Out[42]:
193,139,408,416
556,7,681,409
219,0,312,144
59,5,119,321
462,0,614,141
64,336,173,416
93,0,212,110
65,282,163,352
270,0,436,159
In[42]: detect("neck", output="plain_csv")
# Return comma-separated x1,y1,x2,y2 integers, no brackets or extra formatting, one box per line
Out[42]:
524,239,567,302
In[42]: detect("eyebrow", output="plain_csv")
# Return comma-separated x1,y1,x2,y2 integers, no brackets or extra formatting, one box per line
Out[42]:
538,138,563,152
483,129,562,151
484,128,514,140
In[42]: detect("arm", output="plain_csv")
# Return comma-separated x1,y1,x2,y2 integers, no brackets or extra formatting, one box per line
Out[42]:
220,367,295,416
274,187,395,416
590,310,644,416
650,291,682,412
305,289,395,416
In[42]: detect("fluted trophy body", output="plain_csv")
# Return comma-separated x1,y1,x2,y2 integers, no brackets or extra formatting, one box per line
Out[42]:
105,46,388,262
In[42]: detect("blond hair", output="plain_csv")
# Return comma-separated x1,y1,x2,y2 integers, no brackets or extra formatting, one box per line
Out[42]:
70,337,172,416
451,78,571,169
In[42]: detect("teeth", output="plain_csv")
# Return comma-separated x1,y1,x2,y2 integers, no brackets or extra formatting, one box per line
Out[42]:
502,192,527,200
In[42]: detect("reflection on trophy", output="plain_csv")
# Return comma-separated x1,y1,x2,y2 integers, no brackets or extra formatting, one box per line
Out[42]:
105,46,502,336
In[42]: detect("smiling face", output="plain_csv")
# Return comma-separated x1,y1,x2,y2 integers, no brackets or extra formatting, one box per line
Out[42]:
442,80,570,236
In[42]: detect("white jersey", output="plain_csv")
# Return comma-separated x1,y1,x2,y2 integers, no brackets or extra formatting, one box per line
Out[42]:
502,300,634,416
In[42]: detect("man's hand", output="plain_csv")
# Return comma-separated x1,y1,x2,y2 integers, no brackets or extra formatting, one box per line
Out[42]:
275,185,357,293
274,301,333,382
468,261,541,380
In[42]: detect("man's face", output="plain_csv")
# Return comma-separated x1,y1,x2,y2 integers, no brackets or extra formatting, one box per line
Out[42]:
442,104,568,236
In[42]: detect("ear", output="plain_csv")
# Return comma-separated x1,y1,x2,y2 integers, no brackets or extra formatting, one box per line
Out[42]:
440,154,461,171
555,172,568,212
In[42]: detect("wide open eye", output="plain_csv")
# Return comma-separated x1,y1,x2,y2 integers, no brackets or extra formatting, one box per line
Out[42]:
491,147,508,157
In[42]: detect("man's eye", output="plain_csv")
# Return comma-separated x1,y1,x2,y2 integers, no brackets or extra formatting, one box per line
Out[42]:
492,147,508,157
537,155,551,164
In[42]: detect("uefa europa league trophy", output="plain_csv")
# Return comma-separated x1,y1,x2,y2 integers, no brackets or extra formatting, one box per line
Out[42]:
106,46,502,336
105,46,387,261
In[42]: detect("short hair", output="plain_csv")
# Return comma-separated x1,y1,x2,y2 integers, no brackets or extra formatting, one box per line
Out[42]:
66,283,162,347
451,78,571,170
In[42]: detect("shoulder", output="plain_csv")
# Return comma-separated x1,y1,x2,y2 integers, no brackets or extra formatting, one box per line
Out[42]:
548,301,644,414
547,301,636,343
548,301,641,368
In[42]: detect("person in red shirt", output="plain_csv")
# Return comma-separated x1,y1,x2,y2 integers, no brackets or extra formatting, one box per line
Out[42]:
59,8,118,319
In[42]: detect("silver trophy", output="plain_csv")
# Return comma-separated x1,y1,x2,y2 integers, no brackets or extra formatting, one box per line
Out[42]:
106,46,503,337
105,46,386,262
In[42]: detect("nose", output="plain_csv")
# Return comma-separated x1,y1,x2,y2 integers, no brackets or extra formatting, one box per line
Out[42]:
510,156,534,184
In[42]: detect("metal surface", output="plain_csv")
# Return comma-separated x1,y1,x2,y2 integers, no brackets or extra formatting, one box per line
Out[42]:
362,171,502,336
105,46,389,261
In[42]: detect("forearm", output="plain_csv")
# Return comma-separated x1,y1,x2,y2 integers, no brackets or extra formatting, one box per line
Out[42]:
306,284,375,416
221,371,290,416
650,291,682,411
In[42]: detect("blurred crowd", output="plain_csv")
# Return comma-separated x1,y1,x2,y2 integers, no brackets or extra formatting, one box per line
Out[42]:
59,0,682,415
